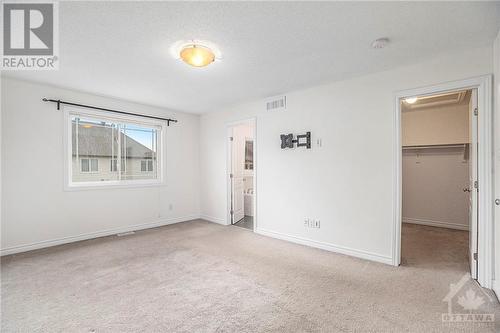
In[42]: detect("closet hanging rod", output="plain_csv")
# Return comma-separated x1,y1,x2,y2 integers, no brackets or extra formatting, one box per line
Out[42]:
402,143,467,150
42,98,178,126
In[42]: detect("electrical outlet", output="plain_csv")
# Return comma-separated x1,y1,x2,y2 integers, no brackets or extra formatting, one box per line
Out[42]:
304,218,321,228
169,204,173,211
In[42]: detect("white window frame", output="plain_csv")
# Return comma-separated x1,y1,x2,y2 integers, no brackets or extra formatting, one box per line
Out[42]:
63,106,166,190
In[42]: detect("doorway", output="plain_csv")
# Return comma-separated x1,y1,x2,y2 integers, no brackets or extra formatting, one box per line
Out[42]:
400,89,477,278
227,119,256,231
393,75,493,288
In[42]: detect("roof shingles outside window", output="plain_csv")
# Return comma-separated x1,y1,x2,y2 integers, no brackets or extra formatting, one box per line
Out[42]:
71,122,153,159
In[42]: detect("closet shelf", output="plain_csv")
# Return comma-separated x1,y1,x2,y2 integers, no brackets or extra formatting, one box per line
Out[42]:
402,143,468,150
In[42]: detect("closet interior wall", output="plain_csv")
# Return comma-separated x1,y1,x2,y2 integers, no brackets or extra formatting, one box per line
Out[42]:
402,92,471,230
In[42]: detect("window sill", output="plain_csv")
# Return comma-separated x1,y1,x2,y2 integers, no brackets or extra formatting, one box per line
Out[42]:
64,180,165,191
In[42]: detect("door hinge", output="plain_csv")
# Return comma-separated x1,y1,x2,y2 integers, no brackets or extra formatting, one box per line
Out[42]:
230,210,234,215
229,136,234,141
474,108,478,116
474,180,478,189
230,173,233,178
473,252,478,260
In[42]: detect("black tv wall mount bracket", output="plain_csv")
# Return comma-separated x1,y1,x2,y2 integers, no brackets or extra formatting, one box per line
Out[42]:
280,132,311,149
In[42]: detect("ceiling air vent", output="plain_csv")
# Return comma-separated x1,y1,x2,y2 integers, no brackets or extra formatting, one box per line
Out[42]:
266,95,286,111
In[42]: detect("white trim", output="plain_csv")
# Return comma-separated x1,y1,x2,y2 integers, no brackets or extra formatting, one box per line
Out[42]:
0,215,199,256
225,118,257,231
393,75,493,288
62,180,167,191
403,218,469,231
226,126,233,226
63,105,167,191
199,215,226,225
256,228,393,265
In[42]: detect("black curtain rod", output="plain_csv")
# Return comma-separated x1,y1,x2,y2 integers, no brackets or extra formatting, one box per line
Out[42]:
42,98,178,126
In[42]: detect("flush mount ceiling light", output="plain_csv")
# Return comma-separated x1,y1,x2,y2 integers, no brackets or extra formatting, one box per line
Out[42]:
371,37,390,49
171,40,222,68
405,97,418,104
180,44,215,67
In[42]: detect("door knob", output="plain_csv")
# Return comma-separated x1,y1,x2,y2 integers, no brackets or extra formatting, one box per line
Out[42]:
463,187,471,193
495,199,500,206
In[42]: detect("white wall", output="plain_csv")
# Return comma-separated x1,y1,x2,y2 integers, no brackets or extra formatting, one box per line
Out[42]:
1,77,200,254
402,148,469,230
402,103,470,146
199,46,493,264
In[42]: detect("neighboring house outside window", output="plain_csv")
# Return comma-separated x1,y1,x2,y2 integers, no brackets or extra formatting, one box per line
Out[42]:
81,158,98,173
66,108,164,188
110,159,126,172
141,160,153,172
110,159,117,172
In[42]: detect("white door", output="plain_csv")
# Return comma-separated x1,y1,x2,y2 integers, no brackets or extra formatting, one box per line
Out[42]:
231,131,245,224
232,177,245,223
468,89,478,279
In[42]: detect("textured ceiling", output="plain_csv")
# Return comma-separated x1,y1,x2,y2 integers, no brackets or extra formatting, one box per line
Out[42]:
4,1,500,114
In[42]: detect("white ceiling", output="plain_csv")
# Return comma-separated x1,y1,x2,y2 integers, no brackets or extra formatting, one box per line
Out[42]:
4,2,500,114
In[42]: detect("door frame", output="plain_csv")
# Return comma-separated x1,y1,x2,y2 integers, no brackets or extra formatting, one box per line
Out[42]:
226,118,257,231
392,75,493,288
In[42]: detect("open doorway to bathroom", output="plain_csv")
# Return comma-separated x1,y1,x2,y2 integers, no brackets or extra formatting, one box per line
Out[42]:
228,119,256,231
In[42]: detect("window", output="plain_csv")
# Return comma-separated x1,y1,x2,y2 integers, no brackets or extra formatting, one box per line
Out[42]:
244,139,253,170
81,158,98,173
141,160,153,172
110,159,126,172
66,108,164,188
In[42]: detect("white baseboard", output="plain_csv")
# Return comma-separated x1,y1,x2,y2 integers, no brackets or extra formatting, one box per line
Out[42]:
0,214,200,256
403,217,469,231
255,228,393,265
199,214,227,225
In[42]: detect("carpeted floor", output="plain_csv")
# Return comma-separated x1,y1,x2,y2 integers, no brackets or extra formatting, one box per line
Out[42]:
1,220,499,332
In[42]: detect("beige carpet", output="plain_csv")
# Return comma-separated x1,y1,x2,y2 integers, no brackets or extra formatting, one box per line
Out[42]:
1,220,499,332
